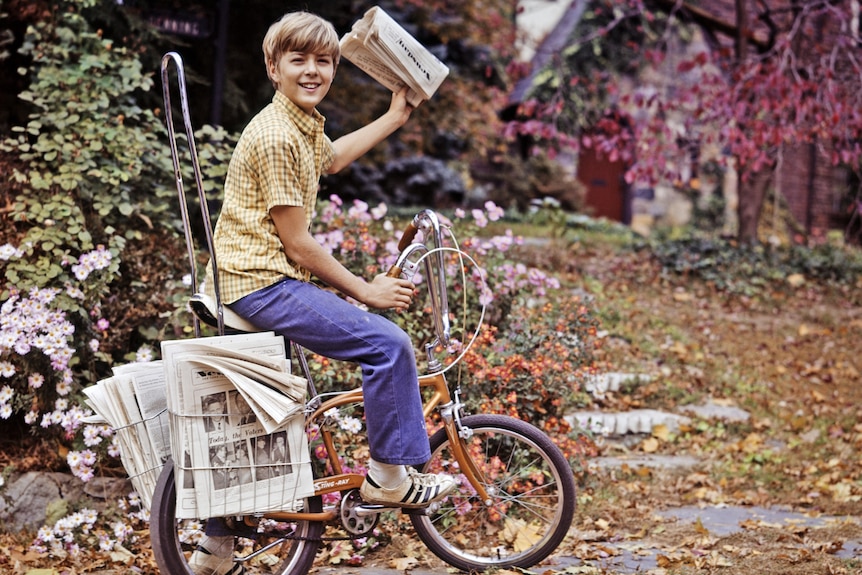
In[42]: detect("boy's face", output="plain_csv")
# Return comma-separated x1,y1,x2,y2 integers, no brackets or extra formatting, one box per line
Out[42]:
269,51,335,115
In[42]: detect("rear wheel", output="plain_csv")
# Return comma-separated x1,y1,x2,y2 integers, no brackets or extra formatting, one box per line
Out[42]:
411,414,576,572
150,458,323,575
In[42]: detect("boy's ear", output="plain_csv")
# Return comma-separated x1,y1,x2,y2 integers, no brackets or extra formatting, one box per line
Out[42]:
266,57,279,85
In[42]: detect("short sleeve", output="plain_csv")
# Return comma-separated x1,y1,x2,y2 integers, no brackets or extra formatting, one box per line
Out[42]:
245,128,301,212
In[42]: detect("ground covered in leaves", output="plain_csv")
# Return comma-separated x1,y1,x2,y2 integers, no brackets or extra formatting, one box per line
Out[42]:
533,236,862,575
2,234,862,575
349,235,862,575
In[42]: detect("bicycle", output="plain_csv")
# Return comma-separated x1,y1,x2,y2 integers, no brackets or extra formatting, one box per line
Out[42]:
152,52,576,575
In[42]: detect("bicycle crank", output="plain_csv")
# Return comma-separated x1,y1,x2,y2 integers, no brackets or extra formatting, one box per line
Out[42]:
339,489,380,537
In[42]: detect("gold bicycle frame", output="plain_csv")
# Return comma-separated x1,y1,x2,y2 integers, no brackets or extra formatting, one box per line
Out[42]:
262,371,490,523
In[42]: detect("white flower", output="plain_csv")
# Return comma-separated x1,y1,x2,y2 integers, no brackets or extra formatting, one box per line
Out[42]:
340,417,362,434
0,243,21,260
99,537,115,552
83,425,104,443
135,346,154,363
67,451,83,468
72,265,90,281
81,450,97,465
472,209,488,228
0,362,15,378
28,373,45,389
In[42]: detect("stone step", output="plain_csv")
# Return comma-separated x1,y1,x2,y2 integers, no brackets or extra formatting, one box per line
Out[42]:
566,408,691,436
584,372,652,396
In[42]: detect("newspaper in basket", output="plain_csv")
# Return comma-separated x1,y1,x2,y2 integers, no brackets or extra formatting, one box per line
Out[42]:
82,360,171,511
161,332,314,519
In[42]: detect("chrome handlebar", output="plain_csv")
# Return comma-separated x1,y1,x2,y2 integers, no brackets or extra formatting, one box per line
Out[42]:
388,210,452,359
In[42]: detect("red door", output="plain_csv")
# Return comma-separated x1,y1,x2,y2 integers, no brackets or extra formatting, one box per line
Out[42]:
576,146,628,223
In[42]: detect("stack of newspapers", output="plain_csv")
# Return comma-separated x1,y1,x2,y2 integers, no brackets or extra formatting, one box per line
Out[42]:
83,360,170,511
83,332,314,518
340,6,449,107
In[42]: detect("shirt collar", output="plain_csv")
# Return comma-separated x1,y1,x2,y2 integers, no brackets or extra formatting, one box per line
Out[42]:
273,91,326,136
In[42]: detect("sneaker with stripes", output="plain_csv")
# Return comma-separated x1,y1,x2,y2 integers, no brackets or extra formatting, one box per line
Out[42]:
359,468,456,508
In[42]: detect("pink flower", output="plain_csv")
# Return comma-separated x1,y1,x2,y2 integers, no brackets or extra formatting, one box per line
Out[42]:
484,201,504,221
471,209,488,228
370,203,387,220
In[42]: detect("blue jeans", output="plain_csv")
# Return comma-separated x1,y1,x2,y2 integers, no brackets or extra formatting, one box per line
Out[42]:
230,278,431,466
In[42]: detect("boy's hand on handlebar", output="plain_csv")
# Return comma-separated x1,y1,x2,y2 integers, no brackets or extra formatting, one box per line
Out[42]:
363,273,415,311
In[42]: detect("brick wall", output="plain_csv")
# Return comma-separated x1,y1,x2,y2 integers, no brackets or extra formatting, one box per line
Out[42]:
677,0,852,235
778,144,849,236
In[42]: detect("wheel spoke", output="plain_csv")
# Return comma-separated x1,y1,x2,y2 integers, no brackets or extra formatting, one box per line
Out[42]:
411,415,576,571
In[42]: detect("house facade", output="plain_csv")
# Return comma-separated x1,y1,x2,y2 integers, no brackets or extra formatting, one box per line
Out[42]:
512,0,854,240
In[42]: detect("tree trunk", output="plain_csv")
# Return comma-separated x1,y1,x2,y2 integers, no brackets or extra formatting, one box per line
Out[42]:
736,165,775,244
735,0,748,61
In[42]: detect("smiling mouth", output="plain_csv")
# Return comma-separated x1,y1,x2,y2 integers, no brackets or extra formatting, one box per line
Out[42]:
300,83,320,90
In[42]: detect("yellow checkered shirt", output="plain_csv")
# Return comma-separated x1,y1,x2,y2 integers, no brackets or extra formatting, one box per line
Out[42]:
205,91,334,304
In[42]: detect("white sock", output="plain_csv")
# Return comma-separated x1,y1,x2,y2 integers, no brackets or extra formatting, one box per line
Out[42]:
368,459,408,489
199,534,234,558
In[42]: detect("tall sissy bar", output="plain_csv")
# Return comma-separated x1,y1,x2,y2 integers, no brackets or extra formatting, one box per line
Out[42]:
158,52,318,387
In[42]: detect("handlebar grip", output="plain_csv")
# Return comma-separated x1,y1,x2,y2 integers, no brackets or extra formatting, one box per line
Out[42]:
396,221,419,252
386,265,403,278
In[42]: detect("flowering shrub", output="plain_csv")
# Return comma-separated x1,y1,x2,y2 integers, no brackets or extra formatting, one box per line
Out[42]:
308,196,569,376
30,493,149,562
454,296,600,421
0,247,116,439
0,0,234,452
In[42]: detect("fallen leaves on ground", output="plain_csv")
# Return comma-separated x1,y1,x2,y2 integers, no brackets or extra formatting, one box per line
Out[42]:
547,245,862,575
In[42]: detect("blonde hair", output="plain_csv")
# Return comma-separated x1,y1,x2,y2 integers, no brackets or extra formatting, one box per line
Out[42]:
263,11,340,86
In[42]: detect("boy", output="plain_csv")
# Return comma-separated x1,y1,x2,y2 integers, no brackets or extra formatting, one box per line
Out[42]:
191,11,455,575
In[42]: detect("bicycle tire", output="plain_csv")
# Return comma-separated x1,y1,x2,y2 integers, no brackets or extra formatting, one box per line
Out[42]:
150,457,323,575
411,414,576,571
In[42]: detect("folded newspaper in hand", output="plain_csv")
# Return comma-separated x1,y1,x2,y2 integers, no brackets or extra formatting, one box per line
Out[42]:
340,6,449,107
83,331,313,519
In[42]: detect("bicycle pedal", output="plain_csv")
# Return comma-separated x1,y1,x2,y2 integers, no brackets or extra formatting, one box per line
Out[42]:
355,503,393,516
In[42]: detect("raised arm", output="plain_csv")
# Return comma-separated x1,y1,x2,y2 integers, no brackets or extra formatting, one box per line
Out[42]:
327,87,414,174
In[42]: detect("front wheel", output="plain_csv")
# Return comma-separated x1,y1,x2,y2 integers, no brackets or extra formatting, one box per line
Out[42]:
411,414,576,572
150,458,323,575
